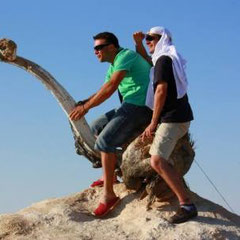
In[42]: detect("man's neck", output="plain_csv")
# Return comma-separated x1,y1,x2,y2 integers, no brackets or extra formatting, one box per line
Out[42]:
109,48,121,64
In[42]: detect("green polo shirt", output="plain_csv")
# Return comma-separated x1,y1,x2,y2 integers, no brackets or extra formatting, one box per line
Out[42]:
105,48,151,106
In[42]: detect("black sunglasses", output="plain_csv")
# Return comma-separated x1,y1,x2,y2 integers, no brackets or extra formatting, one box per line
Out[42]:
94,43,111,51
145,34,160,41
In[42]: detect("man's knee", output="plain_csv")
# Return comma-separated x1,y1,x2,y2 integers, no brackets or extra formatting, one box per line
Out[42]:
150,155,170,172
90,121,101,136
95,135,115,153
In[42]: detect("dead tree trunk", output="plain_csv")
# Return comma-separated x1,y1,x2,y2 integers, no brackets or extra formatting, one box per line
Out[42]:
0,38,101,167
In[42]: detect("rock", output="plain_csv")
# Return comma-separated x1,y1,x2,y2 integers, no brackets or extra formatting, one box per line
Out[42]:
1,184,240,240
121,133,195,202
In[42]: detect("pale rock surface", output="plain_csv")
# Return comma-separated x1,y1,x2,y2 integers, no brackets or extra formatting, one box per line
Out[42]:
0,184,240,240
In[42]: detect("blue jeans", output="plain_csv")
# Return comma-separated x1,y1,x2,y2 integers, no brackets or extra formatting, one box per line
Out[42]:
90,102,152,153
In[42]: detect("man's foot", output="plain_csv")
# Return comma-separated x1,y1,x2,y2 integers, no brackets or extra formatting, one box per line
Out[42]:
169,204,198,224
93,197,120,217
90,179,104,188
90,178,119,188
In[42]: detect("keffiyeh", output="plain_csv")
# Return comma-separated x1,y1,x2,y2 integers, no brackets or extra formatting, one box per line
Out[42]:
146,26,188,109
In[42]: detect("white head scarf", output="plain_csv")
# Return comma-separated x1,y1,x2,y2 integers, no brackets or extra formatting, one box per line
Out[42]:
150,26,188,99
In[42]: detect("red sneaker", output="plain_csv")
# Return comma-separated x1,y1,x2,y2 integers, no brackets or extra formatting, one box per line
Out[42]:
90,179,120,188
90,179,104,187
93,197,120,217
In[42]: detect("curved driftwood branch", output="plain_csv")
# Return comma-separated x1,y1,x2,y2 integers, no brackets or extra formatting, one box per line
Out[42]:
0,39,100,166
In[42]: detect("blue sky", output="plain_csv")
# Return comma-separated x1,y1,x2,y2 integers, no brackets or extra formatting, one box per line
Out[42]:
0,0,240,215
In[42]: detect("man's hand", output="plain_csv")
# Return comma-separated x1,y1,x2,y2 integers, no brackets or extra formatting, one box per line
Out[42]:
69,104,87,121
141,122,158,142
133,31,145,45
133,31,152,65
69,71,125,121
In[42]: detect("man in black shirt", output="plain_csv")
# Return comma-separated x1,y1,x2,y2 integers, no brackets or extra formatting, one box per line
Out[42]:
133,26,197,224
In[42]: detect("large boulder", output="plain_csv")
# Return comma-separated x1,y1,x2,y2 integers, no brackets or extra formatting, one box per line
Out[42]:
121,133,195,203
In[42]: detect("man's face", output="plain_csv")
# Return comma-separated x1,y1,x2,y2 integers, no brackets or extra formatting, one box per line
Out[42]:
145,34,160,54
94,39,111,62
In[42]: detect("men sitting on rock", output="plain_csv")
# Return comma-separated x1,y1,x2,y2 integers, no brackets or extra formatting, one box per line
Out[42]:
69,32,152,216
133,26,197,224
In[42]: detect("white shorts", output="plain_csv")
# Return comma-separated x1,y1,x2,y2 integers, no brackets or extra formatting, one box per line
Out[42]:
149,122,190,163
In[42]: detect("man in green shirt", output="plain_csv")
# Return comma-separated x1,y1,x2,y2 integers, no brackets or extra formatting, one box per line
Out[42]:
69,32,152,217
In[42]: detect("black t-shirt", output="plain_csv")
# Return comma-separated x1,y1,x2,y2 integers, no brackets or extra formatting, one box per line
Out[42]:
154,56,194,123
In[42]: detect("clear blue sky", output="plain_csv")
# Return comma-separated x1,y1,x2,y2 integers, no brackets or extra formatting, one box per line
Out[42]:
1,0,240,215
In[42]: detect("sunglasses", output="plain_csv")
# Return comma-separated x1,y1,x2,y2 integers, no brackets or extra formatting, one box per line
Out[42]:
94,43,111,51
145,34,160,41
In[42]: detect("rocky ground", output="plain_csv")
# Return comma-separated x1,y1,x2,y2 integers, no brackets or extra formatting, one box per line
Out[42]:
1,183,240,240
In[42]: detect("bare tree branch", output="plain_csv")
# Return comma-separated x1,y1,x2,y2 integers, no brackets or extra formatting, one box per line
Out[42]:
0,38,101,166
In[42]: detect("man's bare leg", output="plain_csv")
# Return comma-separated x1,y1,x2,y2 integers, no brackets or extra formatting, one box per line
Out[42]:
150,155,190,204
101,152,117,204
151,155,198,223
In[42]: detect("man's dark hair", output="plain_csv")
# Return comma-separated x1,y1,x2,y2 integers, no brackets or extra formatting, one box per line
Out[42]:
93,32,120,49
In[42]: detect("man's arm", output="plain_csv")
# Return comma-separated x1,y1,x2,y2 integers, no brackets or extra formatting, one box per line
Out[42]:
141,82,167,140
69,70,126,121
75,94,96,106
133,32,152,65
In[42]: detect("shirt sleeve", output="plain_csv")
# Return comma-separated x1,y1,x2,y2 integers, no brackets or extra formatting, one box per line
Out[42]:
104,50,138,83
113,51,138,72
104,67,111,83
154,56,173,85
